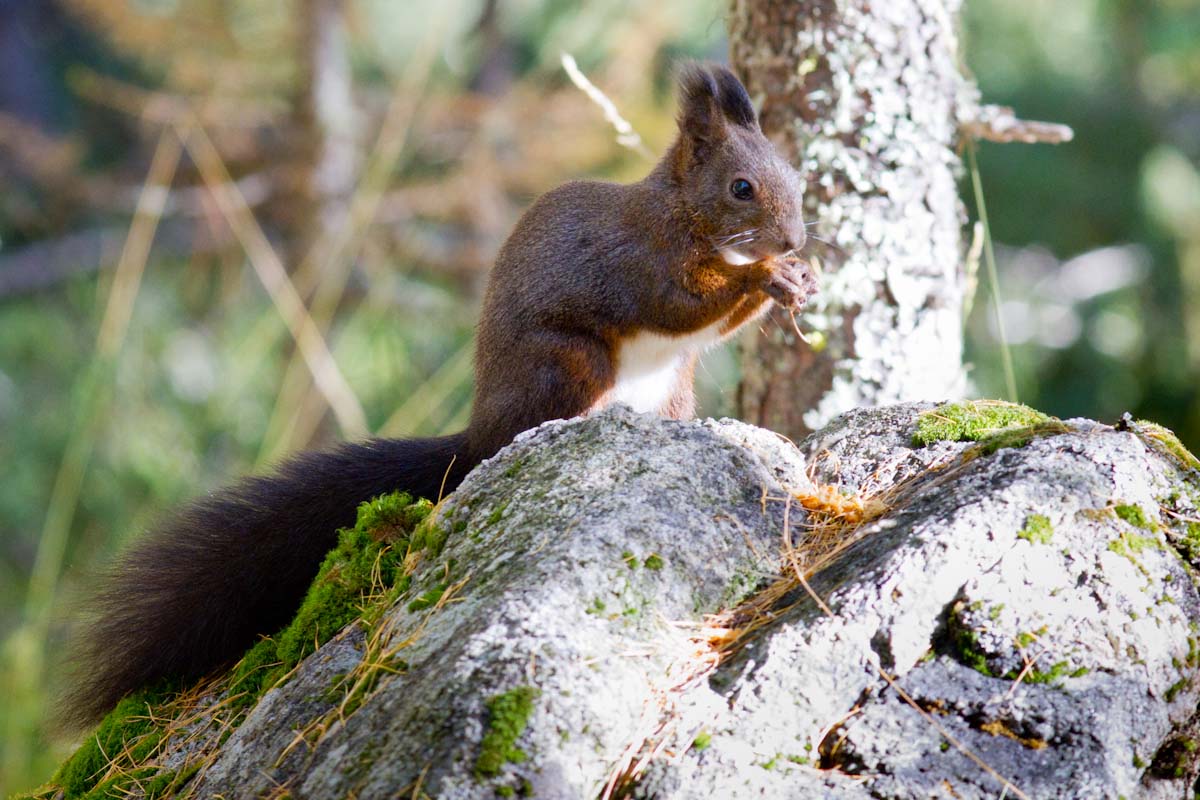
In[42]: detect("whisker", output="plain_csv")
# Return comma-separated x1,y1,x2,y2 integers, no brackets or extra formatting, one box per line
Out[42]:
710,228,759,245
712,237,754,249
721,234,758,248
806,235,844,255
713,236,759,254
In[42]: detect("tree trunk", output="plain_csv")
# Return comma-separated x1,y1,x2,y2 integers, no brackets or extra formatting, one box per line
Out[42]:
729,0,971,439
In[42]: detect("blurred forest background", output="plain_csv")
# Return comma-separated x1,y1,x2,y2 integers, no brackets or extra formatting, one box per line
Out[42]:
0,0,1197,793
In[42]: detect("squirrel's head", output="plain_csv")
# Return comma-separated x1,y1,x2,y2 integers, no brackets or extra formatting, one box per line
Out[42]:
670,63,806,265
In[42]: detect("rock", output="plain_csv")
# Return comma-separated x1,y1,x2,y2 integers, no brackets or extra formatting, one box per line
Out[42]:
35,403,1200,799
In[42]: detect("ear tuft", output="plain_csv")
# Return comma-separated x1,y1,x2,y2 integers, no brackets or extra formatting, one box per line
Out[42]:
676,62,721,140
711,65,758,129
676,62,758,143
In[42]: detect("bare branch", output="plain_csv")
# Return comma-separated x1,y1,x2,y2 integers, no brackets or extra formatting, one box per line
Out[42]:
560,53,652,160
962,104,1074,145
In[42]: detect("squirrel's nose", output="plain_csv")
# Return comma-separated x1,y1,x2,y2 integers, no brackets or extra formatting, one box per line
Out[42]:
783,225,807,254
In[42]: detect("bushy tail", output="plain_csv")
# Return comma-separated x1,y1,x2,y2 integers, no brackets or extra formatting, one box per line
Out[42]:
58,433,471,729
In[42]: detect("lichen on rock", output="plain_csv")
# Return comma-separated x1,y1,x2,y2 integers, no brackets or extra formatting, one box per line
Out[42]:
30,403,1200,799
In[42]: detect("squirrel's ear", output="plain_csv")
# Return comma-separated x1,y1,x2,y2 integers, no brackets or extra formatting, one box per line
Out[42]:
675,63,759,164
676,63,723,147
710,65,758,129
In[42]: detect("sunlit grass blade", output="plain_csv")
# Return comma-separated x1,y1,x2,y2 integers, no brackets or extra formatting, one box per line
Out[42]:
967,141,1019,403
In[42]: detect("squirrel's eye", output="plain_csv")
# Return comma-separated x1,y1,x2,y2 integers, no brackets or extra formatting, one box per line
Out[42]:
730,179,754,201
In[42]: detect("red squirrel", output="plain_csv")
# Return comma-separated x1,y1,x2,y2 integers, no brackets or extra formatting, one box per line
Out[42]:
60,63,814,727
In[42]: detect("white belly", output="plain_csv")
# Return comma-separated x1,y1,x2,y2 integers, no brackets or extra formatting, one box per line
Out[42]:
608,320,728,414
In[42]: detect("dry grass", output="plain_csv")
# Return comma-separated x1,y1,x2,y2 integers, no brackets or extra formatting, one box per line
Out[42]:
602,445,1035,799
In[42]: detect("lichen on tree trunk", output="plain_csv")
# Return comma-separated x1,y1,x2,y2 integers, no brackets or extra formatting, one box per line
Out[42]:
730,0,973,439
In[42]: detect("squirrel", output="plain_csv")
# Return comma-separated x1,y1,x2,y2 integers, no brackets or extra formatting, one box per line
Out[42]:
59,62,814,728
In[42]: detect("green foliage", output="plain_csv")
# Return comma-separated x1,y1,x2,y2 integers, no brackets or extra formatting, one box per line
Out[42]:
475,686,541,778
963,1,1200,453
1,265,473,794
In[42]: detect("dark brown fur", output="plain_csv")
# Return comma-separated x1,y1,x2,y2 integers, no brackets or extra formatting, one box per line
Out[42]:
60,63,813,729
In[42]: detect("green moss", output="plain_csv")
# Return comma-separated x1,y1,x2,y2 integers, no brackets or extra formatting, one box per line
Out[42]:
406,582,448,612
585,597,606,615
1134,420,1200,473
1180,522,1200,562
719,568,765,609
621,550,639,570
1018,514,1054,544
1115,504,1154,530
143,769,176,799
53,688,170,798
497,787,515,797
78,767,159,800
913,401,1051,447
475,686,541,778
410,519,450,557
1021,660,1072,684
279,492,431,663
912,401,1072,457
977,424,1059,454
485,502,509,527
1148,736,1200,779
227,491,433,711
45,491,446,798
142,762,200,799
1108,532,1160,558
643,554,664,571
953,628,993,677
1165,677,1190,702
1015,631,1038,648
692,731,712,751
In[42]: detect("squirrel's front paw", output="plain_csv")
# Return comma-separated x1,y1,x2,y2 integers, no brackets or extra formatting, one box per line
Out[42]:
764,256,818,310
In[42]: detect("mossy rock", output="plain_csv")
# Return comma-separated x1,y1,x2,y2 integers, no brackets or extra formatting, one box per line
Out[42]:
39,490,437,800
